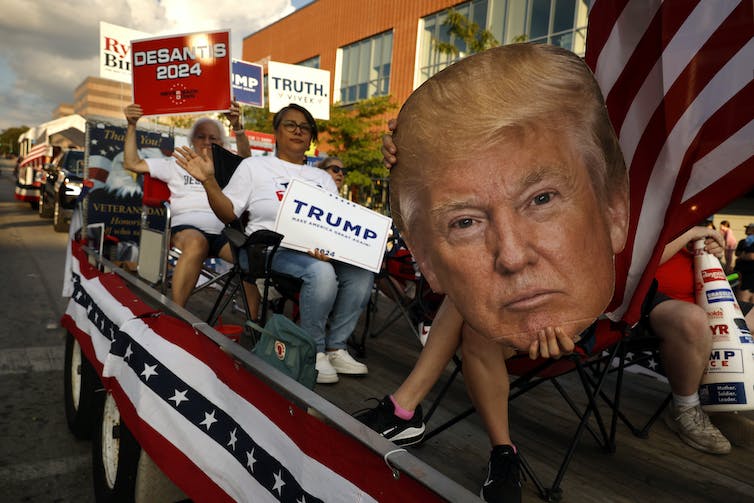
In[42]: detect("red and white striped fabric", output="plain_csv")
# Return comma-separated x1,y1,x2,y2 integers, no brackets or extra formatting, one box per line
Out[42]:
586,0,754,323
20,143,50,167
61,242,443,502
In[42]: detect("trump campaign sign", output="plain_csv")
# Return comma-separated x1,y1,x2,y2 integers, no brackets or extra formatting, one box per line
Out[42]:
268,61,330,120
99,22,149,84
274,179,391,273
232,59,264,107
131,30,231,116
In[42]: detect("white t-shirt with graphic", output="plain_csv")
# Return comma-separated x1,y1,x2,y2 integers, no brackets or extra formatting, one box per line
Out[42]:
145,157,225,234
223,156,338,236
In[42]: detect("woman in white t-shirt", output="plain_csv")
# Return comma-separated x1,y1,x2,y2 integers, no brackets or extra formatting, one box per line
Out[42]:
176,104,373,385
123,103,252,308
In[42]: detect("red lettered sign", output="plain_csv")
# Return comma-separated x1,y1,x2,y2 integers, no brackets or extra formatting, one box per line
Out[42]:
131,30,231,116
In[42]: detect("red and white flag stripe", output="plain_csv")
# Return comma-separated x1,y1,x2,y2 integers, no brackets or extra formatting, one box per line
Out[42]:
20,143,51,167
586,0,754,323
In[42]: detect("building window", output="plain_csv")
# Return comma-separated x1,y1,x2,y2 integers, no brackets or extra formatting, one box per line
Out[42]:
416,0,588,88
417,0,490,84
297,55,320,69
338,30,393,104
524,0,588,55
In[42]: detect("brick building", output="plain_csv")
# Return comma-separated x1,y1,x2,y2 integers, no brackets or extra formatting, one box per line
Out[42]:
242,0,589,108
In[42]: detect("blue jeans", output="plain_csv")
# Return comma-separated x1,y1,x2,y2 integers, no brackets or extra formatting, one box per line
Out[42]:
271,248,374,353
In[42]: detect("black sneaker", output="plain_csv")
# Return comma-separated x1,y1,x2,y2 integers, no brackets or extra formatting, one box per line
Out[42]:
353,396,426,446
480,445,523,502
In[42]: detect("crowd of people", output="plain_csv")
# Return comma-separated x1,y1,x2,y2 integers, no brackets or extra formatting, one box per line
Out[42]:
118,42,753,503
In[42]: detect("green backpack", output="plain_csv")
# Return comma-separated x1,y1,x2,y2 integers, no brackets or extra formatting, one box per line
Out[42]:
247,314,317,389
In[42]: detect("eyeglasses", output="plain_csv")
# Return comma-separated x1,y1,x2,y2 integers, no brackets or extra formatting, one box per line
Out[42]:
281,120,312,135
327,165,344,174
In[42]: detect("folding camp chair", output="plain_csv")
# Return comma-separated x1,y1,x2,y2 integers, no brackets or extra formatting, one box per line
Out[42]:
137,174,234,296
416,319,665,501
205,227,303,344
203,144,302,340
349,231,443,357
137,173,172,291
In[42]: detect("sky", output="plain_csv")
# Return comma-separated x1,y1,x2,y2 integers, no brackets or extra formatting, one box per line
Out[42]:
0,0,313,132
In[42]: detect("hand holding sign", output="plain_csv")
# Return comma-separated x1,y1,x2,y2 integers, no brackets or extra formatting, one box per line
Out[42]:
131,30,232,116
274,179,391,273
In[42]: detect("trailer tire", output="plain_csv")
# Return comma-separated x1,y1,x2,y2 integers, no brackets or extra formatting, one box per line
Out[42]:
39,191,53,218
64,331,103,439
92,392,141,502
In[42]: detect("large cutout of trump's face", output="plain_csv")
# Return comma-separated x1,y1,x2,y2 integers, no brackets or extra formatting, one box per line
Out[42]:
390,44,629,349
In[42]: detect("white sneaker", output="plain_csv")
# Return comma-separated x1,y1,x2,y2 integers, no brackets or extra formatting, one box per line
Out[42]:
664,404,731,454
327,349,368,375
418,322,431,346
315,352,338,384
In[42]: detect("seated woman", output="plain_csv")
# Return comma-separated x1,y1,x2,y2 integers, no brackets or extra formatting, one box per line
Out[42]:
175,103,373,385
316,156,345,190
123,102,258,311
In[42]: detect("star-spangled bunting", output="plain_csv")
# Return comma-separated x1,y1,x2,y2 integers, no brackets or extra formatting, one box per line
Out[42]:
67,272,324,502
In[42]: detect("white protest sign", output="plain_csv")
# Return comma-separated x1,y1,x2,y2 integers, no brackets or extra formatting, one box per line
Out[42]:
99,21,149,84
274,179,391,273
267,61,330,120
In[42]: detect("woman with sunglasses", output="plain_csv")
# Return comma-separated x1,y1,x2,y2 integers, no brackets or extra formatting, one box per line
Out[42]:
175,103,372,384
316,156,345,190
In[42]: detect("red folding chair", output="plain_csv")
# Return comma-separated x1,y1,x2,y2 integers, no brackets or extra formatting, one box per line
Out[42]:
349,232,443,357
137,173,172,292
417,318,662,501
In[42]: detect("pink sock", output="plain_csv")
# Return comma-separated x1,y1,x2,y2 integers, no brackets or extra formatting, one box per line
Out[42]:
389,395,414,420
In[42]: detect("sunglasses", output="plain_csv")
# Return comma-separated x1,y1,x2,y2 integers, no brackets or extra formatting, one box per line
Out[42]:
327,165,344,174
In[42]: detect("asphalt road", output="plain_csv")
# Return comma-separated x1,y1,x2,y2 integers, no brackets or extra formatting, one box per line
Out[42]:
0,159,94,502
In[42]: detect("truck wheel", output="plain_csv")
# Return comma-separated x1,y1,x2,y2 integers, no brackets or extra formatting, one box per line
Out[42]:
64,331,103,439
39,191,53,218
92,392,141,502
30,200,39,211
53,198,68,232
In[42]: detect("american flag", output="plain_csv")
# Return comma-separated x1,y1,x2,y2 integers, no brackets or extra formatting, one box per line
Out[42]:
585,0,754,324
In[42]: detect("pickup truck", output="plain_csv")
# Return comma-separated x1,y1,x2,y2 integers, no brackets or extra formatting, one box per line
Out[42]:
39,148,85,232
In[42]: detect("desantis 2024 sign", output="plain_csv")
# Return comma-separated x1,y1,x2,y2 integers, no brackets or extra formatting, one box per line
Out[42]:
131,30,231,116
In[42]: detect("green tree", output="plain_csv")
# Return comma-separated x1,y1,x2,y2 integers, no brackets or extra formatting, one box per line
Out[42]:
0,126,29,156
317,95,397,190
434,9,499,57
239,105,275,134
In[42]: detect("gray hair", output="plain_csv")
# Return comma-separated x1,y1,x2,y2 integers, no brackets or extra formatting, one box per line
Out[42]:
189,117,227,146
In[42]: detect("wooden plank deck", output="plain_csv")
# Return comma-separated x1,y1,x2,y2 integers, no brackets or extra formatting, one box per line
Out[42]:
185,285,754,503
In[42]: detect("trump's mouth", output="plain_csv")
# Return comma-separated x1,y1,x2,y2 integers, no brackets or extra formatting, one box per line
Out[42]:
503,289,560,311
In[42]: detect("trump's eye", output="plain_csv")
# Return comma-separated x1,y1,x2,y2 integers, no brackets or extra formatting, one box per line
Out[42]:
452,218,475,229
532,192,554,206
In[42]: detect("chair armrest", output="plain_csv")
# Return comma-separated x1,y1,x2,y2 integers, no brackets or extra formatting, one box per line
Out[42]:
223,227,248,249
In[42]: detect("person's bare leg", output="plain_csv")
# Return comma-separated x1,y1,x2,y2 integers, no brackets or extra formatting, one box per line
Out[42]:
170,229,209,307
461,324,512,446
392,297,462,411
649,300,709,395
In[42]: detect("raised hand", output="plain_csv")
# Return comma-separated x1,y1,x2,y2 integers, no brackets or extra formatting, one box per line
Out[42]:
173,145,214,184
124,104,143,126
